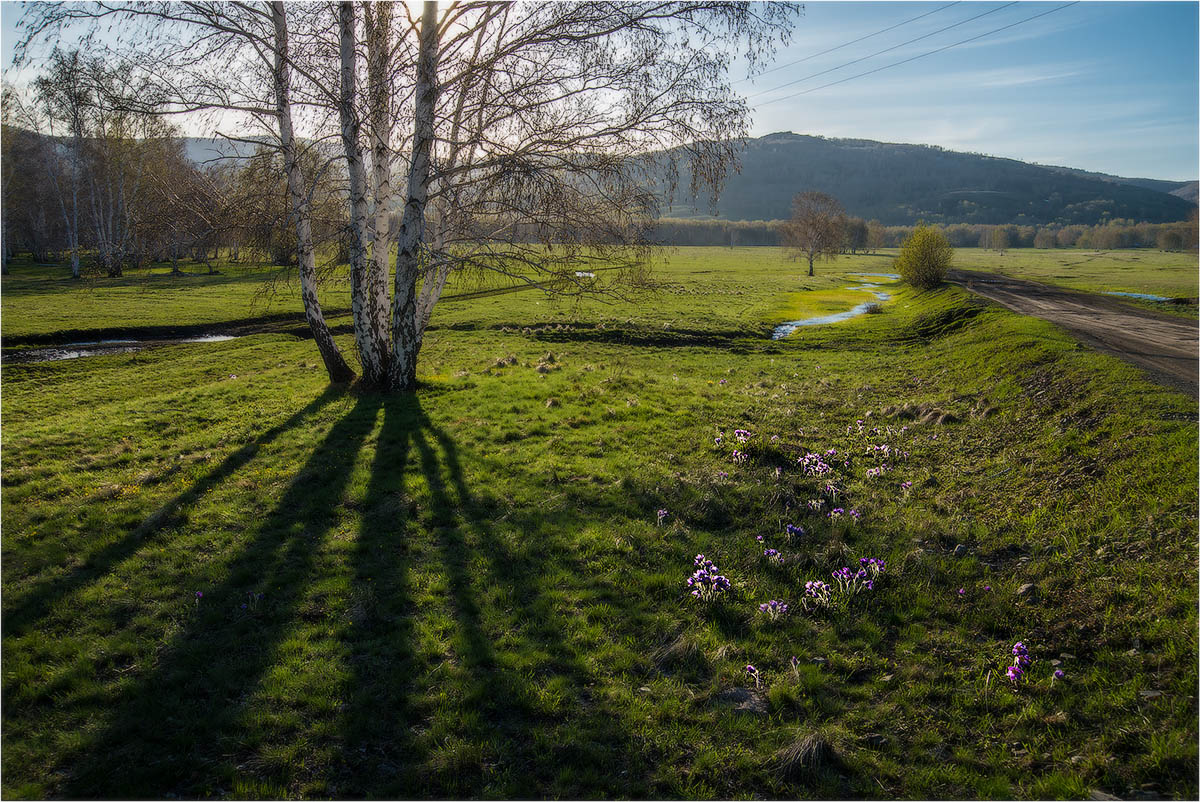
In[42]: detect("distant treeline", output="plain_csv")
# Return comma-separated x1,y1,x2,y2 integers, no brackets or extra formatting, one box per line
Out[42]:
651,215,1200,251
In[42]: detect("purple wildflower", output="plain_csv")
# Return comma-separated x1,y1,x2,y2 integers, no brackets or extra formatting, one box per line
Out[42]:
803,579,834,610
686,555,731,601
745,664,760,688
758,599,789,621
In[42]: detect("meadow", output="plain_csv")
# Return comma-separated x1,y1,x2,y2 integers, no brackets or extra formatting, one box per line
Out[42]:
952,248,1199,303
2,247,1197,799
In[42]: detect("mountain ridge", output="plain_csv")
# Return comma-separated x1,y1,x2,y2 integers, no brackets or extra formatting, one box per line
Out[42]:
666,131,1196,226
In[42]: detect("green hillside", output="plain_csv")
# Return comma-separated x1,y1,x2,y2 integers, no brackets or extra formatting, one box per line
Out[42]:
667,132,1197,226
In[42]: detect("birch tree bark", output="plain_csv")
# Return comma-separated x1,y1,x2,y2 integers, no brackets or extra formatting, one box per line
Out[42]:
336,1,386,386
271,1,355,384
388,0,439,392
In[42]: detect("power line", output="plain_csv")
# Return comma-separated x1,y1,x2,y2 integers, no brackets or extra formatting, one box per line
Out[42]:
747,2,1018,100
756,2,1080,108
736,2,962,84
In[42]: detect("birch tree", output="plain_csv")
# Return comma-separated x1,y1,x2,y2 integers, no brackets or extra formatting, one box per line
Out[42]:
17,1,798,391
16,1,356,381
332,1,798,390
783,191,846,277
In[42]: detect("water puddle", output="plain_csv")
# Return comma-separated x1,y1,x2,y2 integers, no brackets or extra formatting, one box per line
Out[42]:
4,334,238,364
848,272,900,280
1103,291,1170,302
772,281,893,339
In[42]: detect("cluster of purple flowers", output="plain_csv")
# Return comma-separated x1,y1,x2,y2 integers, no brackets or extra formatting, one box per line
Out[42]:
806,498,824,512
762,548,783,565
1006,641,1032,683
799,453,832,476
900,480,913,491
803,579,834,610
731,450,748,465
822,556,886,597
828,507,861,522
687,554,731,601
758,599,789,621
832,565,875,594
733,429,752,443
656,508,669,525
866,464,890,479
784,523,805,538
859,557,885,578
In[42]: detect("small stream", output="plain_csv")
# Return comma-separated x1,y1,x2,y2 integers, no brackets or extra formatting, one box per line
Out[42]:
772,279,894,339
4,334,238,364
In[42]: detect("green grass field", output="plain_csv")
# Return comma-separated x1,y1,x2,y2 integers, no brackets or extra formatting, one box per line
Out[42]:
953,248,1199,299
2,247,1197,799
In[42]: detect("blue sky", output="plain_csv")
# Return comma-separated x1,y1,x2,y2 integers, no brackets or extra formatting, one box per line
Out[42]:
4,1,1197,181
740,1,1199,180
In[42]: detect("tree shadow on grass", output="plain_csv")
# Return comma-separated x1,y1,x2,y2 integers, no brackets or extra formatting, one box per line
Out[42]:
54,392,382,797
1,387,344,641
333,397,649,798
43,391,649,798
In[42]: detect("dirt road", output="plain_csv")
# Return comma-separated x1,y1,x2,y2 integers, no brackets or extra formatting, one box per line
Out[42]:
949,269,1199,398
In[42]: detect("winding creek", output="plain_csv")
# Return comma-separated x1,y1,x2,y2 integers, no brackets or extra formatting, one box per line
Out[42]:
771,275,897,339
8,275,907,360
3,334,239,364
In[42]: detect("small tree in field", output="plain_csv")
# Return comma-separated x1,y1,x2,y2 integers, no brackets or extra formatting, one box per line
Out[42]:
895,225,952,289
783,191,846,277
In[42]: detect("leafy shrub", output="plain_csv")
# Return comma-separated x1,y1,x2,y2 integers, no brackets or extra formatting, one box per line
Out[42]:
895,225,953,289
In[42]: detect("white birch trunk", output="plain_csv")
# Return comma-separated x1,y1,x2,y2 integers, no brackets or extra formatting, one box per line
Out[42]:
364,1,393,377
388,0,438,391
337,1,388,387
271,0,355,384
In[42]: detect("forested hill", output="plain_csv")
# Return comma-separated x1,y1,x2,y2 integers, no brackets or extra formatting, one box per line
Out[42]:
666,132,1197,226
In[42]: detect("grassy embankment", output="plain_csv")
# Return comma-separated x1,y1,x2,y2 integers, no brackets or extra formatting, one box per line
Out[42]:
2,247,1196,798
